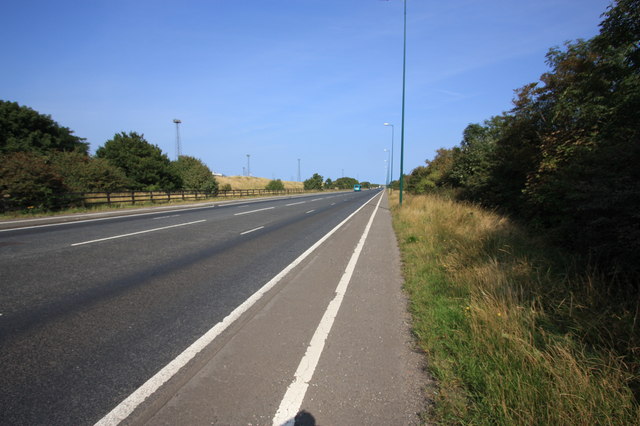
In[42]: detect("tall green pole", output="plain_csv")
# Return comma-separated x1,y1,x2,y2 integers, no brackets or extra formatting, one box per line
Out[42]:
399,0,407,206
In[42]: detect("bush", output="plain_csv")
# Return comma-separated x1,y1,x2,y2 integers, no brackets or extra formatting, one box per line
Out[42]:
0,152,67,212
265,179,285,191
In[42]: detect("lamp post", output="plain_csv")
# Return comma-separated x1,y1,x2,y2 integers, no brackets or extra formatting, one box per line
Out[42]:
246,154,251,176
384,148,391,186
173,119,182,160
297,158,301,182
399,0,407,206
384,123,394,185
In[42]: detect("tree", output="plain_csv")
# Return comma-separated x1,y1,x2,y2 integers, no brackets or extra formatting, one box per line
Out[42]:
0,100,88,155
406,148,456,194
96,132,181,190
0,152,67,212
265,179,285,191
49,151,131,192
324,178,334,189
334,177,359,190
170,155,218,193
303,173,324,190
444,0,640,274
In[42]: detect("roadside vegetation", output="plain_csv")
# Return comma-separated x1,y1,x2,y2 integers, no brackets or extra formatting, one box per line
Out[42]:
392,1,639,423
404,0,639,280
391,191,639,424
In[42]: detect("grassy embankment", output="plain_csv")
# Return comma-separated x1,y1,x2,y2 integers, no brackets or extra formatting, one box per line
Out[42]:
217,175,303,190
391,192,639,425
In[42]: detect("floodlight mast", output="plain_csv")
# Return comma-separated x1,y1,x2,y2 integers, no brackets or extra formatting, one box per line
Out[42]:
173,119,182,160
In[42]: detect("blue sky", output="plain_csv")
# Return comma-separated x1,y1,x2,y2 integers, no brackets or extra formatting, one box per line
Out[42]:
1,0,611,184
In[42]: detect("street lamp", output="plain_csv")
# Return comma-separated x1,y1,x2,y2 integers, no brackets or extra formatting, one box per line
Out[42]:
384,123,394,185
399,0,407,205
246,154,251,176
384,148,391,186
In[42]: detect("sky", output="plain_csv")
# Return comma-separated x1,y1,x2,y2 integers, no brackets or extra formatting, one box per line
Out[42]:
1,0,612,184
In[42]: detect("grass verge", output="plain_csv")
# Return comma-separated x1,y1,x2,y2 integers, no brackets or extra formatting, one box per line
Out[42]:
391,192,639,425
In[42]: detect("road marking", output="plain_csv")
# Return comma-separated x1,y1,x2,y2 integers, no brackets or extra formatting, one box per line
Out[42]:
311,198,322,201
331,203,336,206
152,214,181,220
234,206,275,216
94,191,382,426
305,210,315,214
0,206,216,233
272,191,383,425
240,226,264,235
70,220,206,246
285,202,306,206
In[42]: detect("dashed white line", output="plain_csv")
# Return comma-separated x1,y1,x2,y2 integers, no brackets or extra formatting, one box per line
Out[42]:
305,210,315,214
152,214,181,220
240,226,264,235
70,220,206,246
234,207,275,216
285,202,306,206
311,198,322,202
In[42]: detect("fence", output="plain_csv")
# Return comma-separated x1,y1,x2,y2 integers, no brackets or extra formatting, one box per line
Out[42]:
72,188,307,207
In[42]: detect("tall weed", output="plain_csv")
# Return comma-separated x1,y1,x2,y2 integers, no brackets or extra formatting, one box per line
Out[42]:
392,192,639,424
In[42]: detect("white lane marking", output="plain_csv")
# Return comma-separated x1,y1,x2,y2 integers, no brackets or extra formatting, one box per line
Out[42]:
273,192,383,425
331,203,336,206
240,226,264,235
94,191,382,426
311,198,322,202
234,206,275,216
152,214,181,220
70,220,206,246
0,206,215,233
305,210,315,214
285,202,306,206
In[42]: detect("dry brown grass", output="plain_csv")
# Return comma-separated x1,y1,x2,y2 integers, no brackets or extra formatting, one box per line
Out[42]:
216,175,303,190
392,192,640,425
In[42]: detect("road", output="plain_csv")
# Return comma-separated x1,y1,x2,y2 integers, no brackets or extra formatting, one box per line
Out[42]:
0,190,427,425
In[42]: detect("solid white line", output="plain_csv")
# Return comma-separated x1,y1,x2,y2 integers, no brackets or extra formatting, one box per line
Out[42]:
94,191,382,426
285,202,306,206
272,192,383,425
70,220,206,246
234,206,275,216
240,226,264,235
305,210,315,214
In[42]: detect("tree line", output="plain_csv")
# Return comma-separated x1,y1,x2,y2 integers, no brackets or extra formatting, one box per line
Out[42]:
404,0,639,278
302,173,372,191
0,101,218,212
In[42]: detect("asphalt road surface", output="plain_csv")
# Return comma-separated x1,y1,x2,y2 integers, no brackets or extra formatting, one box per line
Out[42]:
0,190,427,425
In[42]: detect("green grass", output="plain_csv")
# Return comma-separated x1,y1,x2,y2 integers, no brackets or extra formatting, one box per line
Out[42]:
391,192,640,425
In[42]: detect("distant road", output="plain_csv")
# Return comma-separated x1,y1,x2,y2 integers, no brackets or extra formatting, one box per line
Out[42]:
2,190,416,425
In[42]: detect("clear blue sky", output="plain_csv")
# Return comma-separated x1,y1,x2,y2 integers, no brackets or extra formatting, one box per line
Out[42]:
1,0,611,184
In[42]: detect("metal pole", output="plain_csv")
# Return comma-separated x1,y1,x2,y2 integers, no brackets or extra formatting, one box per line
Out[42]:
399,0,407,206
297,158,301,182
246,154,251,176
384,123,394,184
385,149,391,186
173,119,182,160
